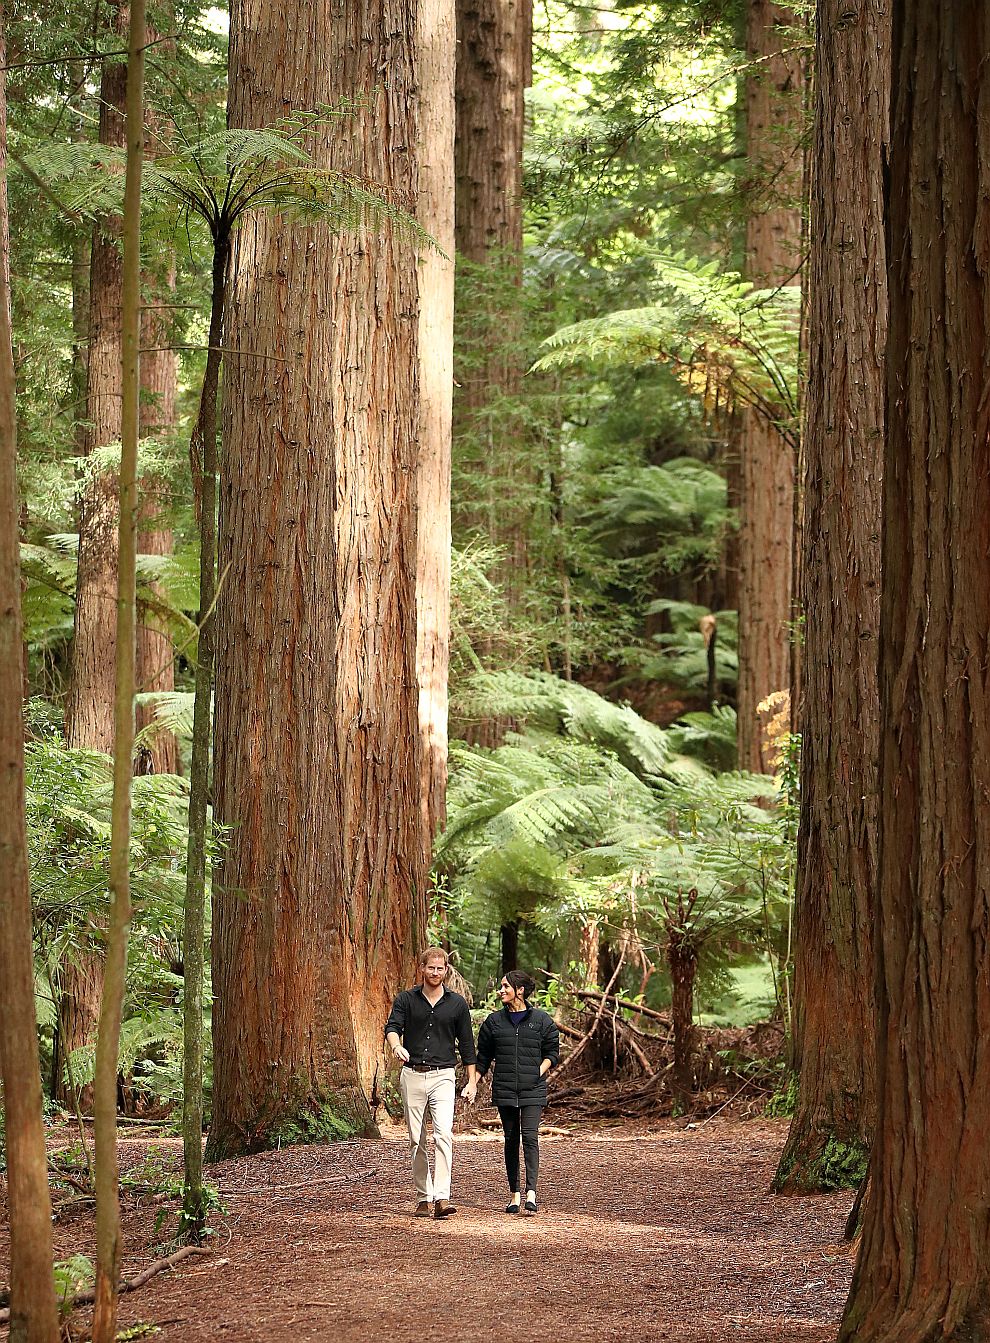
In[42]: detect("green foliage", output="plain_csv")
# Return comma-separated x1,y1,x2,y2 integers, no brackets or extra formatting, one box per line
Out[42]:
764,1070,799,1118
441,673,788,1012
53,1253,94,1321
818,1138,869,1192
536,254,800,443
271,1102,361,1149
24,730,210,1106
22,108,430,249
775,1134,869,1194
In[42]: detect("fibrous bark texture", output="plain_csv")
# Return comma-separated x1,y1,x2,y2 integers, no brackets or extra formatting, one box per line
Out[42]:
58,3,129,1112
66,13,127,754
0,10,61,1337
416,0,456,863
774,0,888,1194
453,0,531,735
838,7,990,1339
737,0,803,773
209,0,426,1158
135,241,178,777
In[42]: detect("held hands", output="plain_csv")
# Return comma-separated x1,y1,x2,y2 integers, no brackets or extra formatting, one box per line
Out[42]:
460,1080,478,1104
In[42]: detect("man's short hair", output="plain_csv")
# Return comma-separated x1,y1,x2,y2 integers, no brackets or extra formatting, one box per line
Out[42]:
418,946,450,971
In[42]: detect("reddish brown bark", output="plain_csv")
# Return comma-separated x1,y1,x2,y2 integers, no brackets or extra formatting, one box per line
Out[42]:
135,253,178,777
65,12,127,754
59,9,128,1110
453,0,532,747
736,0,803,773
839,7,990,1338
774,0,888,1194
208,0,426,1158
417,0,456,863
0,8,61,1335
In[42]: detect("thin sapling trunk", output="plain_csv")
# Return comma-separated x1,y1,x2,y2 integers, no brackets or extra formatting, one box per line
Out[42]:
181,230,229,1236
91,0,144,1336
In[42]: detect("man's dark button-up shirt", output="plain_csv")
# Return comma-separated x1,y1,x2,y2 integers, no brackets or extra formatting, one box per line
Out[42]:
384,985,477,1068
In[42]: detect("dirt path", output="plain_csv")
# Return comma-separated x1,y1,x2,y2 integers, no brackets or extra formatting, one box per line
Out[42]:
79,1119,855,1343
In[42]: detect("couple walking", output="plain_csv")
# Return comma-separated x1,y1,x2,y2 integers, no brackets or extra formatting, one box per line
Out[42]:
385,946,560,1219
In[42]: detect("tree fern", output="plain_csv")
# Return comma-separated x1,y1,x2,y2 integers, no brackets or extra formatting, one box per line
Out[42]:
534,252,800,443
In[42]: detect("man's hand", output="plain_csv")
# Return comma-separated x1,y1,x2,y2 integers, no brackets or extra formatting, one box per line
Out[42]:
460,1080,478,1104
390,1042,410,1063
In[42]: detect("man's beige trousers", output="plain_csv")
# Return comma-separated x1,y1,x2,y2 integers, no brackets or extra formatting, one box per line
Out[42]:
400,1066,456,1201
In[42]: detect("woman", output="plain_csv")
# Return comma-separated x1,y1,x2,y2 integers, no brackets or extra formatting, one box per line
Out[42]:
476,969,560,1214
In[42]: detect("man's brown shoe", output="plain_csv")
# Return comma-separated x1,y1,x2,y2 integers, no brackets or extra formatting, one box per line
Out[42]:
434,1199,457,1219
415,1200,432,1218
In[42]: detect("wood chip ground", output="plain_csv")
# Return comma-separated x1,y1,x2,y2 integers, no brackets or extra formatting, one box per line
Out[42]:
0,1119,856,1342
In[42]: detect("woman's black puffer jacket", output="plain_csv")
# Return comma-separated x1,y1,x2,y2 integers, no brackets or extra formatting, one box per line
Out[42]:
476,1005,560,1107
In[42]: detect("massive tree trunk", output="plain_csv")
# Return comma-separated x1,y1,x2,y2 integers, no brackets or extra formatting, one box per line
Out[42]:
134,244,178,777
417,0,456,863
773,0,888,1195
736,0,803,773
839,7,990,1339
208,0,425,1159
453,0,531,729
58,5,128,1110
0,10,61,1336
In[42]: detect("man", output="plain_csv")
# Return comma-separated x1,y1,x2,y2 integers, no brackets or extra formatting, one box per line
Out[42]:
385,947,478,1219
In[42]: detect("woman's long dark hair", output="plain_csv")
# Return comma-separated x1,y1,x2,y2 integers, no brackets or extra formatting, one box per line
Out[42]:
505,969,536,1001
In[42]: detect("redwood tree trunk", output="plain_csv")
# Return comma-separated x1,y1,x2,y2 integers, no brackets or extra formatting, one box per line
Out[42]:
58,10,128,1108
416,0,456,863
774,0,888,1195
736,0,803,773
135,252,178,777
66,11,127,754
208,0,425,1158
0,8,61,1335
454,0,531,725
839,7,990,1338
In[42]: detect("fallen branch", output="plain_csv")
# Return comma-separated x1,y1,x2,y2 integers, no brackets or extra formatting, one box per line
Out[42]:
0,1246,210,1325
553,952,627,1082
218,1167,377,1196
612,1019,656,1076
574,990,672,1028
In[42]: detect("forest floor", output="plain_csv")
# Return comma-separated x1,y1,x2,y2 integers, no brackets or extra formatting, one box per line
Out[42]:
0,1116,858,1343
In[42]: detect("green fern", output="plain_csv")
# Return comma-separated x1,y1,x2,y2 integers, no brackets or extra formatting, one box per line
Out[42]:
535,252,800,442
21,107,432,247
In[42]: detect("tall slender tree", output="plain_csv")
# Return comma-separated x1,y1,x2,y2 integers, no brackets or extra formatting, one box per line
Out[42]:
0,8,61,1338
736,0,803,773
417,0,456,863
773,0,888,1194
91,0,144,1330
208,0,426,1157
839,6,990,1338
135,224,178,775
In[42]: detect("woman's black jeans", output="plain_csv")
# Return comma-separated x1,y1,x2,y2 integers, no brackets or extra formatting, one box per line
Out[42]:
498,1104,543,1193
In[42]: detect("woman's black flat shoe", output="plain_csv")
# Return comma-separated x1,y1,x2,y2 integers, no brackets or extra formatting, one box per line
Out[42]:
505,1201,520,1214
524,1199,538,1214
